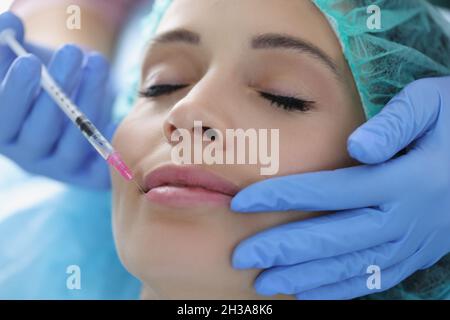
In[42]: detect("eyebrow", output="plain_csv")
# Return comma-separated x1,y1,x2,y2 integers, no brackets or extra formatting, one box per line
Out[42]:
151,28,201,45
150,29,339,76
251,34,339,75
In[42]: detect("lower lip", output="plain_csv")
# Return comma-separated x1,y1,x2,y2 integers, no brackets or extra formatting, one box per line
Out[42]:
144,185,233,208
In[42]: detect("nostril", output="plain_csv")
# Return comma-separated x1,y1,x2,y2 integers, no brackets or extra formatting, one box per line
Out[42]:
164,123,179,142
204,127,218,141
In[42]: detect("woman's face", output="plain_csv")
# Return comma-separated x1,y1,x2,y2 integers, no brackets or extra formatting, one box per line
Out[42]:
111,0,365,299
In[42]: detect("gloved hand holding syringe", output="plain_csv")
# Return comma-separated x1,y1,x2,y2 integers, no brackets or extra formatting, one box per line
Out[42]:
0,28,145,193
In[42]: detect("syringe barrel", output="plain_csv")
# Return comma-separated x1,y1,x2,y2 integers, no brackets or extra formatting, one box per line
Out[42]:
75,114,114,160
40,69,80,121
40,69,114,160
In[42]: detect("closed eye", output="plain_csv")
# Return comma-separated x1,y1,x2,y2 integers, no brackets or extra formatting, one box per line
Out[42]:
259,91,314,112
139,84,189,98
139,84,314,113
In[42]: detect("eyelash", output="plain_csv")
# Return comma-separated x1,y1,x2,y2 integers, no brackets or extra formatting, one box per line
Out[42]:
139,84,189,98
139,84,314,112
258,92,314,112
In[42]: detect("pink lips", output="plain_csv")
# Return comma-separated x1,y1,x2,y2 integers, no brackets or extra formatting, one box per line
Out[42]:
143,165,240,208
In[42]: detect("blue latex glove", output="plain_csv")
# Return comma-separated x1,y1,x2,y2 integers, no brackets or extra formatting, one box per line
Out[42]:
231,76,450,300
0,12,115,189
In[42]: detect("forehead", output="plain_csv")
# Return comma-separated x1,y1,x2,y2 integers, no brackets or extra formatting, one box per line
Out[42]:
156,0,344,65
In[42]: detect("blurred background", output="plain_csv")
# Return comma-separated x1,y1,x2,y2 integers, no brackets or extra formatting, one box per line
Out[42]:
0,1,14,13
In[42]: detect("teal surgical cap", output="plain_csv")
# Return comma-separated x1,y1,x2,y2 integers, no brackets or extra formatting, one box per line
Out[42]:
313,0,450,118
112,0,450,299
114,0,450,121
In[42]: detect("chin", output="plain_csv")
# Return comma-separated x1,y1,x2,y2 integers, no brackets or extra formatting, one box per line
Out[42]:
112,203,299,299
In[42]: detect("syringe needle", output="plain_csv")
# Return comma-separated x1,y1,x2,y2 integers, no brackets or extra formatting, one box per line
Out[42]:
132,178,146,194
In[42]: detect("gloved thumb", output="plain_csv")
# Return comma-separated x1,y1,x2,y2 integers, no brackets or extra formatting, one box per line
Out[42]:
0,12,26,79
347,78,443,164
0,11,24,45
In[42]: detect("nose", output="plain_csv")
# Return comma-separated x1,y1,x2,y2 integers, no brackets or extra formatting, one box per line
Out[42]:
162,77,232,146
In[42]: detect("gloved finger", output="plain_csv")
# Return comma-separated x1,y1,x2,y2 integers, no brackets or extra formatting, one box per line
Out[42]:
104,121,118,141
53,53,110,171
0,55,41,143
347,78,444,165
96,85,115,131
24,42,53,66
83,54,113,131
42,122,116,184
69,150,111,189
294,253,423,300
0,47,15,81
231,161,403,213
2,42,52,79
17,44,84,160
254,239,413,296
0,12,25,79
232,207,403,269
76,53,110,124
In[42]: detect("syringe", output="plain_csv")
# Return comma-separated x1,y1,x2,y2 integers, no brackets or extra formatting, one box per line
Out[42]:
0,29,145,193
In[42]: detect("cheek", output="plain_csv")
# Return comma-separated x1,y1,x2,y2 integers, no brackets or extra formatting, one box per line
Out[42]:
112,117,149,162
277,115,362,175
112,103,168,161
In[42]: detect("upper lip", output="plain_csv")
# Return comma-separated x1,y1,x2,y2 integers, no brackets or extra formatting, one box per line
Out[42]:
143,165,240,196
